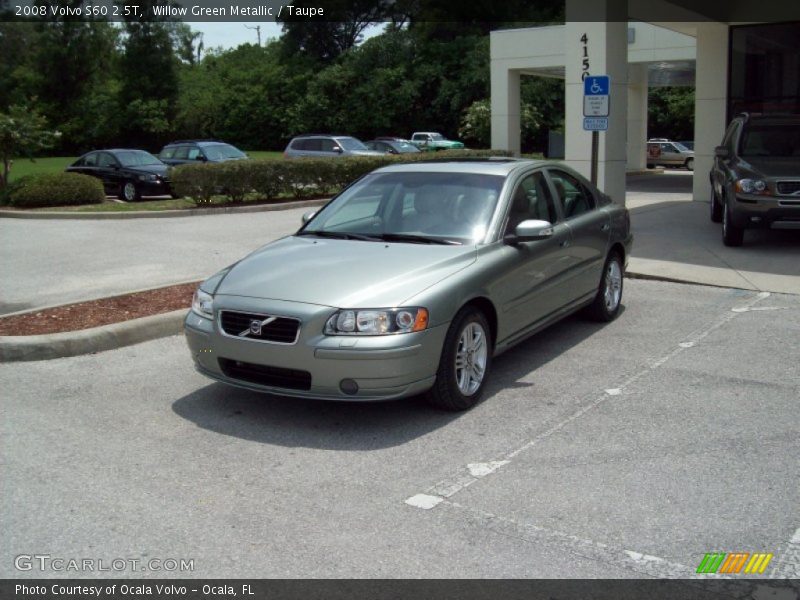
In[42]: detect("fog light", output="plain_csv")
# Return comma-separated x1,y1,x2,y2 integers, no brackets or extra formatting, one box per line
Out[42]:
340,379,359,395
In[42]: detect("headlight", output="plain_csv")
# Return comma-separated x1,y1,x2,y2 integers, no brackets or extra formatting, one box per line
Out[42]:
139,173,158,182
735,178,769,195
324,307,428,335
191,289,214,319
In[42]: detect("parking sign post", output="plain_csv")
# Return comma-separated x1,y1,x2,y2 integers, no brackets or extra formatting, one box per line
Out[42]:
583,75,610,186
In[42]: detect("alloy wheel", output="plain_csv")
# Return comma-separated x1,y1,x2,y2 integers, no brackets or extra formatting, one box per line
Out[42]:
454,321,488,396
604,259,623,312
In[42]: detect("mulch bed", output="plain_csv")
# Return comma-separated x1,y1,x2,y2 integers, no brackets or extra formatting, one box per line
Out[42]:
0,282,200,336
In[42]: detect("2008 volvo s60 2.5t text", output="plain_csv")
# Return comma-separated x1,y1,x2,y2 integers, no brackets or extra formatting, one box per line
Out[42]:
185,159,633,411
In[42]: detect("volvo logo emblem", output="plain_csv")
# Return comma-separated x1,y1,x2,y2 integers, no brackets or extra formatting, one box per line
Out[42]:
238,316,277,337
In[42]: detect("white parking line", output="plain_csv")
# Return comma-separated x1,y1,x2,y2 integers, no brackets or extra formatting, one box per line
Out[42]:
769,527,800,579
406,290,772,505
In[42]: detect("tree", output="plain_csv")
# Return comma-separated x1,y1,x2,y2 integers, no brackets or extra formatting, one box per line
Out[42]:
0,105,61,189
649,87,695,141
459,99,541,149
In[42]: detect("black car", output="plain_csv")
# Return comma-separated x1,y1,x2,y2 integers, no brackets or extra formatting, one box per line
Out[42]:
364,138,422,155
158,140,248,166
66,149,174,201
710,113,800,246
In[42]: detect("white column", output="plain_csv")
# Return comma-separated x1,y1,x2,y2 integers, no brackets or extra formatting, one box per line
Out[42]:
627,63,648,171
693,23,729,201
564,2,628,205
490,67,521,155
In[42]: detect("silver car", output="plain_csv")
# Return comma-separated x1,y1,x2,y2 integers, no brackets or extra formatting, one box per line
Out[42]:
185,159,633,411
647,140,694,170
283,135,384,158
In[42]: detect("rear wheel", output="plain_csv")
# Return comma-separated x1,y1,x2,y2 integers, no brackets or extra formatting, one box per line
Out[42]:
426,308,492,411
584,251,624,322
722,196,744,247
710,184,723,223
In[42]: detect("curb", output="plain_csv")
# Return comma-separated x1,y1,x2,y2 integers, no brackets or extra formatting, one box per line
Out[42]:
0,309,186,362
0,198,328,220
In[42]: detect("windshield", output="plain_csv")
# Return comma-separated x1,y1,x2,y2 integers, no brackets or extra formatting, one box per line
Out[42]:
337,137,368,151
740,124,800,158
672,142,690,152
116,151,162,167
300,171,505,244
429,133,445,141
394,142,420,153
203,144,247,160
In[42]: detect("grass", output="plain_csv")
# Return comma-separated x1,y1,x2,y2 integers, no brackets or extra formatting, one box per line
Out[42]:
7,156,77,182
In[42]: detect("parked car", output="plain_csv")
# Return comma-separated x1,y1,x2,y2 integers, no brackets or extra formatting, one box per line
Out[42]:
284,135,384,158
66,149,174,201
410,132,465,151
709,113,800,246
365,138,421,154
158,140,248,166
646,139,694,170
184,158,632,411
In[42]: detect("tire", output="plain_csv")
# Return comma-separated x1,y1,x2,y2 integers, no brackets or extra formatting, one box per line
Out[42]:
170,192,181,199
710,184,723,223
722,196,744,247
426,307,492,411
584,251,624,322
120,181,140,202
646,163,654,169
685,158,694,171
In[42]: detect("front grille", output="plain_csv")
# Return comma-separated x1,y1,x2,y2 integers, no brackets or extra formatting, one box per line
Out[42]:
218,358,312,391
219,311,300,344
776,181,800,195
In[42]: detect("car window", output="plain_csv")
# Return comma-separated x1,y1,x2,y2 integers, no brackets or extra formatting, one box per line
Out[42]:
116,151,161,167
172,146,190,160
740,123,800,157
97,153,117,168
203,144,246,160
320,138,340,153
549,169,595,219
160,147,176,159
187,147,201,160
83,153,98,167
338,137,368,151
504,172,557,235
299,138,322,152
660,143,674,153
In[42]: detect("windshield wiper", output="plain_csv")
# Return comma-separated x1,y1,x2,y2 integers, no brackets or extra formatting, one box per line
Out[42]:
298,230,381,242
379,233,462,245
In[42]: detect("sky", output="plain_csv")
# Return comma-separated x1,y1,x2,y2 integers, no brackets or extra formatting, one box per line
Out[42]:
189,21,384,52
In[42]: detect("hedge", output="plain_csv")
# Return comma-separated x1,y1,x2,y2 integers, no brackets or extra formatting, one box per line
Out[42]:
171,149,513,205
9,173,105,208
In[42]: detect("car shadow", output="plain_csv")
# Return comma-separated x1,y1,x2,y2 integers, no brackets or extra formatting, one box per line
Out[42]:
171,309,614,450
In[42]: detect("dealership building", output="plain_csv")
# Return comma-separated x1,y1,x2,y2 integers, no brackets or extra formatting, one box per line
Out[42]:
490,1,800,204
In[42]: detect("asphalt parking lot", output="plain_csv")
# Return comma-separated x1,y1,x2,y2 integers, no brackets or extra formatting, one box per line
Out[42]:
2,279,798,578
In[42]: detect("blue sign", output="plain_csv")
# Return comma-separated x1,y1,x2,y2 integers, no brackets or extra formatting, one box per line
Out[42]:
584,76,610,96
583,117,609,131
583,75,610,118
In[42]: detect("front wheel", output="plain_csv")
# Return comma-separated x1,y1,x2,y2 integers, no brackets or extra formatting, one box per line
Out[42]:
426,308,492,411
685,158,694,171
584,251,624,322
120,181,140,202
722,198,744,247
710,184,723,223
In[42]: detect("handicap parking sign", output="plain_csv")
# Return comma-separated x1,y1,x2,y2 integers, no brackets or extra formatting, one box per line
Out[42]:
583,75,610,118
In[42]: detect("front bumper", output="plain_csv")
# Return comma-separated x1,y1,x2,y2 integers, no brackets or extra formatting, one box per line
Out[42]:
184,296,448,401
732,194,800,229
138,179,172,197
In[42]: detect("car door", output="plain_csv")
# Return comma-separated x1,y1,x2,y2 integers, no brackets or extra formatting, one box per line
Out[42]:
96,152,122,193
660,143,681,165
76,152,99,180
546,168,609,301
488,170,575,338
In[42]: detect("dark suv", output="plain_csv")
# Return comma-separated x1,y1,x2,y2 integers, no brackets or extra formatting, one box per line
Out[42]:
159,140,248,166
710,113,800,246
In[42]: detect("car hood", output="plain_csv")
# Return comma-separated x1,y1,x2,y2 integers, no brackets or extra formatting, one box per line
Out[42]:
128,163,170,176
215,235,477,308
739,157,800,179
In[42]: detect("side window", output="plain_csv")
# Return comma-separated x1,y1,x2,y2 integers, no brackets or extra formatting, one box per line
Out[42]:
549,169,595,219
83,153,98,167
504,172,556,234
187,147,201,160
304,138,323,152
160,147,175,159
660,143,673,153
320,138,340,152
172,146,190,160
97,153,117,168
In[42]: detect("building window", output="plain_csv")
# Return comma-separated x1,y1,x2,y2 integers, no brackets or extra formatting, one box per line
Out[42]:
729,22,800,117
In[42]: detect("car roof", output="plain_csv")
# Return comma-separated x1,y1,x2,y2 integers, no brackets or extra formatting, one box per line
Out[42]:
86,149,151,154
373,158,550,177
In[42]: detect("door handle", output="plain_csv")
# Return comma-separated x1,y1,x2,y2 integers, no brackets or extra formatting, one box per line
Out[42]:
559,239,570,248
600,223,610,232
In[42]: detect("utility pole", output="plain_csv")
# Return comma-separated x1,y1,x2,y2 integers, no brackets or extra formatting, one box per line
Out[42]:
244,24,262,47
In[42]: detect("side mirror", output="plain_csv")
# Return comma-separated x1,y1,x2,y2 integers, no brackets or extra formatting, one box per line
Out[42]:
333,146,343,153
195,155,206,161
505,219,554,244
714,146,730,159
301,210,316,224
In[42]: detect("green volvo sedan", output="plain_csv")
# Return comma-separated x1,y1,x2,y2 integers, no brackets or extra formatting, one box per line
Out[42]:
185,159,632,411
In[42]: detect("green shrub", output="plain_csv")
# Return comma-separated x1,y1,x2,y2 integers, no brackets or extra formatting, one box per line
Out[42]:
9,172,104,207
170,149,515,206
